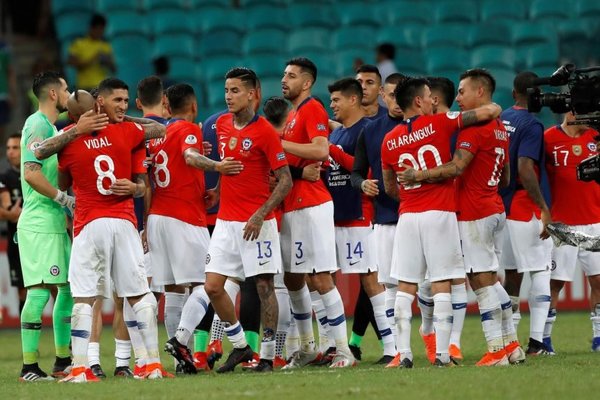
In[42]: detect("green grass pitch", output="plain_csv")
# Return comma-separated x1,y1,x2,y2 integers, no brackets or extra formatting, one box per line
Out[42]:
1,312,599,400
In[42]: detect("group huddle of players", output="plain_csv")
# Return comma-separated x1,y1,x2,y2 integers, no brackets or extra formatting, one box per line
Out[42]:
16,55,600,382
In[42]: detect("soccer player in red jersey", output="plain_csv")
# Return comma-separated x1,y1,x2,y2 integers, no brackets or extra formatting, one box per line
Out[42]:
381,77,501,367
35,77,167,382
542,111,600,353
400,70,524,366
204,68,292,373
280,58,355,368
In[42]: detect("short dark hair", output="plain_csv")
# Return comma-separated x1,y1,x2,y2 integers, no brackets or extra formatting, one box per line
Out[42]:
328,78,363,102
166,83,195,113
225,67,258,89
356,64,381,81
90,87,99,99
32,71,62,99
385,72,408,86
286,57,317,84
137,76,164,107
514,71,538,96
460,68,496,95
263,97,290,127
394,77,429,111
90,13,107,28
153,56,169,75
427,76,456,108
8,132,21,140
376,43,395,60
98,77,128,96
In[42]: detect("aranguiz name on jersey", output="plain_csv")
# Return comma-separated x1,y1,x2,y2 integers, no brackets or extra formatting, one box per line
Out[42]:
386,123,435,150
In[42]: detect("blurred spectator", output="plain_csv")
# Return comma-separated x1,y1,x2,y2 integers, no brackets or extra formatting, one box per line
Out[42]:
153,56,176,89
0,37,17,140
375,43,397,83
67,14,115,91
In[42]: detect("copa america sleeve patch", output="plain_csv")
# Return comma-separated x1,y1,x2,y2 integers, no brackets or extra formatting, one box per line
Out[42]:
317,123,326,131
459,141,472,149
276,152,286,161
446,111,460,119
185,134,198,145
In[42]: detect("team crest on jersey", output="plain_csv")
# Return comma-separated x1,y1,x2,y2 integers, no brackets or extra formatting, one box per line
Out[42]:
185,134,197,145
205,254,211,265
572,144,582,156
588,142,597,152
242,138,253,151
446,111,460,119
276,152,286,161
49,265,60,276
228,137,238,150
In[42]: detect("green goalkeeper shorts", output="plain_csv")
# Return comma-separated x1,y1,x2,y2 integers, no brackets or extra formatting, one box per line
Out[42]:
17,229,71,288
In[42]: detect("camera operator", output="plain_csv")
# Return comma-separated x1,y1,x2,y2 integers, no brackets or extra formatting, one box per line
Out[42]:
542,111,600,353
499,71,553,356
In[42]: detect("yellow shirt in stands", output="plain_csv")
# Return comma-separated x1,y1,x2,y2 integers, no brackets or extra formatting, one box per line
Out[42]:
68,36,113,89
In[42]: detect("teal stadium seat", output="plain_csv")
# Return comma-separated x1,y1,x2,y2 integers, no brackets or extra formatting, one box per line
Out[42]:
259,77,285,99
493,88,514,110
196,8,245,34
479,0,526,22
118,62,152,92
169,58,200,83
197,31,243,57
153,34,195,59
335,49,370,76
470,45,515,70
286,4,335,29
312,74,337,107
332,27,374,51
55,12,91,42
190,0,229,8
105,11,149,38
207,80,226,108
202,55,243,82
512,22,557,46
422,25,469,49
96,0,139,13
529,0,570,24
394,48,426,77
434,1,478,24
378,1,430,25
243,29,286,55
468,24,511,48
152,9,195,35
525,43,559,70
288,28,330,54
247,55,285,79
557,19,592,66
51,0,94,15
298,52,337,77
337,2,379,28
111,36,152,69
376,26,422,50
239,0,286,6
142,0,188,11
426,48,469,74
490,68,515,91
245,6,289,31
577,0,600,18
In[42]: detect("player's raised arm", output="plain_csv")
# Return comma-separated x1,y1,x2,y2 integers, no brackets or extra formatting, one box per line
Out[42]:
281,135,329,161
460,102,502,127
123,115,166,140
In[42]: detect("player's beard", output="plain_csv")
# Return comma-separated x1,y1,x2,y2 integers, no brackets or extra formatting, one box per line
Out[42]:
56,102,68,113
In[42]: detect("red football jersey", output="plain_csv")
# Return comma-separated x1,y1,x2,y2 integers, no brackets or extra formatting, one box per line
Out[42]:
455,119,509,221
282,97,332,212
148,119,207,227
381,112,463,214
545,125,600,225
216,114,288,222
58,122,145,236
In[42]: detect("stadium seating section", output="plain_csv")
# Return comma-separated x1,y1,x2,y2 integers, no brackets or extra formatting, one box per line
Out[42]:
52,0,600,123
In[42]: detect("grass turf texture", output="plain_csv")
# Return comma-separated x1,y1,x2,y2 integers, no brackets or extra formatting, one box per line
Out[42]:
1,312,599,400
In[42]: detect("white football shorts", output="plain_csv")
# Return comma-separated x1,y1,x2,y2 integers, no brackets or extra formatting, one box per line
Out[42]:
551,223,600,281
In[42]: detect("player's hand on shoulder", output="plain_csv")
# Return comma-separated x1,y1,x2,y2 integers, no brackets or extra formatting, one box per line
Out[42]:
360,179,380,197
302,162,321,182
243,213,264,241
216,157,243,175
76,109,109,134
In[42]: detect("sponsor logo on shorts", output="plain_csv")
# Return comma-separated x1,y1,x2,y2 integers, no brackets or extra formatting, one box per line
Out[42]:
349,260,361,266
49,265,60,276
205,254,211,265
294,260,306,266
276,152,286,161
551,260,557,271
242,138,253,151
446,111,460,120
185,134,198,145
259,260,270,266
588,142,597,152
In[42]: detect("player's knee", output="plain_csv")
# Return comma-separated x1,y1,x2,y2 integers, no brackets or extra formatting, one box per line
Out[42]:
204,281,224,299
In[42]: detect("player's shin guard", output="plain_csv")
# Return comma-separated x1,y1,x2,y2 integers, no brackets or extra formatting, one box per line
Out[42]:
71,303,93,368
494,282,519,344
286,316,300,356
395,291,414,361
124,300,147,368
164,292,185,340
529,270,551,342
475,286,504,352
288,285,316,352
275,289,290,358
88,342,100,367
115,339,131,368
21,288,50,365
132,293,160,365
53,285,73,358
432,293,453,363
176,285,210,345
260,328,276,361
321,288,350,354
450,283,467,350
311,290,332,352
370,292,396,356
417,283,434,335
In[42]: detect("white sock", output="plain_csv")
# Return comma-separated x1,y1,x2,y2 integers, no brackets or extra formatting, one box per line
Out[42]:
176,285,210,345
260,333,275,361
510,295,522,331
115,339,131,368
385,286,398,343
164,292,185,340
224,321,247,349
450,283,467,348
591,304,600,338
124,300,147,367
529,270,551,342
72,303,93,369
494,282,519,344
288,285,315,352
310,290,331,352
543,308,557,339
88,341,100,367
433,292,453,363
321,288,350,354
286,316,300,355
418,283,434,335
370,292,396,356
474,286,504,352
395,291,414,361
275,289,290,358
132,293,160,365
